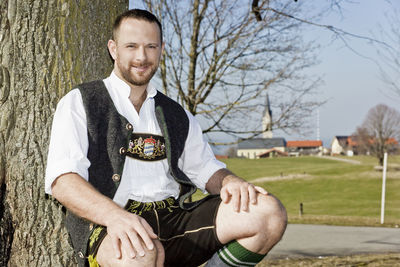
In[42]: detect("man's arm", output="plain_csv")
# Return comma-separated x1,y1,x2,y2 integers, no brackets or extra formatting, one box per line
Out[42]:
205,168,268,212
51,173,157,259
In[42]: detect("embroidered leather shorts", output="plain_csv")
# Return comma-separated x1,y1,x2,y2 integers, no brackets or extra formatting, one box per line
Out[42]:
87,195,223,267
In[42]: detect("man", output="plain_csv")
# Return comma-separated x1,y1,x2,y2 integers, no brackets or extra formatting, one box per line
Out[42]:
45,9,287,267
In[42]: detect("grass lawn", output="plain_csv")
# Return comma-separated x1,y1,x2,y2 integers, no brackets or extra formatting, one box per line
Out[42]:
195,155,400,266
196,155,400,227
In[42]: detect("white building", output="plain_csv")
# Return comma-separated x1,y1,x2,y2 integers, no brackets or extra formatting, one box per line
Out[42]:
237,138,286,159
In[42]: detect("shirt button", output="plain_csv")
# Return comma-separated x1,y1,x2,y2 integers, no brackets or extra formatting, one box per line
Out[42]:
112,174,120,182
89,223,94,231
78,251,84,258
126,123,133,131
119,147,126,155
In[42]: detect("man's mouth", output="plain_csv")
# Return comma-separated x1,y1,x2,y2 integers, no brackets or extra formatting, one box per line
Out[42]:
132,65,150,72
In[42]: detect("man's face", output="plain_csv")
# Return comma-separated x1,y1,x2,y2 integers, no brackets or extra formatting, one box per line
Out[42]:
108,18,164,87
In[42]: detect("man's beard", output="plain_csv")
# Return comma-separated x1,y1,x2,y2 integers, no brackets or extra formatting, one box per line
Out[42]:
119,62,158,86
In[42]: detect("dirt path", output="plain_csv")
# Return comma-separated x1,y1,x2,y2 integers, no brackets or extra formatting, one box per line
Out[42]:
251,173,312,183
316,155,361,164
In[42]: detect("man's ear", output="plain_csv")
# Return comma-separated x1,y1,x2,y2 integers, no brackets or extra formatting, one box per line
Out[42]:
107,39,117,61
161,42,165,56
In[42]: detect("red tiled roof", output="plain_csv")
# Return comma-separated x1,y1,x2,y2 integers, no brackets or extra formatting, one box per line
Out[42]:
348,136,398,146
347,137,358,146
286,140,322,148
386,138,399,145
258,148,288,157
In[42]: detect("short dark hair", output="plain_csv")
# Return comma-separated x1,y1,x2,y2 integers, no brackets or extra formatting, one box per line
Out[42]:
112,9,163,43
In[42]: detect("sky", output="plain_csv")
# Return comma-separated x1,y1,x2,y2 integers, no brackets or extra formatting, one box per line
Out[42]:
290,0,400,147
129,1,400,149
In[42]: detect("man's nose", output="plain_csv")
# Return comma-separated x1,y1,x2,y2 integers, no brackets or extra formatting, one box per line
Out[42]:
135,46,147,62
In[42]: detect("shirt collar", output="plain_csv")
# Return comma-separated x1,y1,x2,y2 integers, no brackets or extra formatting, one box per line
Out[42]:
109,71,157,100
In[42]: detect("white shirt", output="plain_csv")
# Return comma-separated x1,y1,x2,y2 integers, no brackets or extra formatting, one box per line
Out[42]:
45,72,225,207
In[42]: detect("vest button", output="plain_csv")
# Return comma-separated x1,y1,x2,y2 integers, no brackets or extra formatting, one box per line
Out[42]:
112,174,120,182
78,251,84,258
126,123,133,131
89,223,94,231
119,147,126,155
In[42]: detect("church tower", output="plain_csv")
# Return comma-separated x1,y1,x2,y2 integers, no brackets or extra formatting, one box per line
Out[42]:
262,94,273,138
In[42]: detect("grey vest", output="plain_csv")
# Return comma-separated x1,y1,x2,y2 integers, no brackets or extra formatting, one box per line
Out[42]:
65,80,202,266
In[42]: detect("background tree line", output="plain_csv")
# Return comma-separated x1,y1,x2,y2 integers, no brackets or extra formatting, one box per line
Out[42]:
353,104,400,166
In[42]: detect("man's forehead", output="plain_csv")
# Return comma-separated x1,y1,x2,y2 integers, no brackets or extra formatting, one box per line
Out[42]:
120,17,157,27
115,18,161,40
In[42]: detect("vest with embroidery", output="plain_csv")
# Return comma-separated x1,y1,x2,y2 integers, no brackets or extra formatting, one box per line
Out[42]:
65,80,203,266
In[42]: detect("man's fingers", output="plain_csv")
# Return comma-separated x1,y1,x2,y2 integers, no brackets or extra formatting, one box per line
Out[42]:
136,218,155,251
141,218,158,239
249,184,258,204
121,232,137,258
220,187,229,203
231,187,240,212
255,185,268,195
127,231,145,257
106,212,159,259
240,185,249,211
111,235,122,259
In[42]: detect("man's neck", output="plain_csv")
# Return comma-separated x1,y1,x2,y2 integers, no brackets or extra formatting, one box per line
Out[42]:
129,85,147,113
113,71,149,113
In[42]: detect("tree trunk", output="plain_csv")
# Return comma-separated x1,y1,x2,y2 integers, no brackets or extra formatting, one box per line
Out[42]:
0,1,127,266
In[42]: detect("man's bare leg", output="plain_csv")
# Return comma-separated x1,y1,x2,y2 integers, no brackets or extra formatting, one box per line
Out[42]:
96,235,164,267
206,193,287,266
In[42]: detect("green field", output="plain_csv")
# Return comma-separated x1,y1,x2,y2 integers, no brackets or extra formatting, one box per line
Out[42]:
199,155,400,227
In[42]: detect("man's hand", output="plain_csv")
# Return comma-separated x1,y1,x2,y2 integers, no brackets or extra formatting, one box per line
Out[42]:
220,175,268,212
105,208,158,259
52,173,158,259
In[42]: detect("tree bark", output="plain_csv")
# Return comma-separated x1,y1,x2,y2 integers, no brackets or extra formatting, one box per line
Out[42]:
0,1,127,266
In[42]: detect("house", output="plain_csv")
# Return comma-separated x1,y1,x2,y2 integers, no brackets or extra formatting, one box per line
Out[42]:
237,137,286,159
286,140,323,156
331,135,399,156
331,136,350,155
258,148,288,158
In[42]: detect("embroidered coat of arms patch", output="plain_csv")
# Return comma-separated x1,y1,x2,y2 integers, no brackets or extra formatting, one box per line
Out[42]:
126,133,166,161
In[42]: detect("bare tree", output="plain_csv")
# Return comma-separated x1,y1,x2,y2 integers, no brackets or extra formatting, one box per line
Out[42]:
0,1,127,265
142,0,325,143
376,6,400,99
359,104,400,165
352,127,372,155
226,146,238,158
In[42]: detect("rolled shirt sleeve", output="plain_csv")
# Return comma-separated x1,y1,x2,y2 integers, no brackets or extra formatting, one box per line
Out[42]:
178,111,226,193
45,89,91,195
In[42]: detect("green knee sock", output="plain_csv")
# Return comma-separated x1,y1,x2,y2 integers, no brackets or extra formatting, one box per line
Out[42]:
216,240,265,267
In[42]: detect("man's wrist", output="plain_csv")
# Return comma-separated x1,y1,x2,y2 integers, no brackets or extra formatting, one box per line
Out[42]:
214,168,234,186
101,203,127,227
206,168,234,194
222,173,243,187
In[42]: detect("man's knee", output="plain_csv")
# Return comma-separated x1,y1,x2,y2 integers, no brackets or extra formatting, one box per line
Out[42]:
96,235,162,267
98,247,159,267
256,193,287,241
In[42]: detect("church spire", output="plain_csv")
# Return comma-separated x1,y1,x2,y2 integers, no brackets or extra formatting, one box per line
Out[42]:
262,93,273,138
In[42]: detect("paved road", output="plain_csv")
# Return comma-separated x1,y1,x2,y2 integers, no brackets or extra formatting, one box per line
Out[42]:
266,224,400,259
